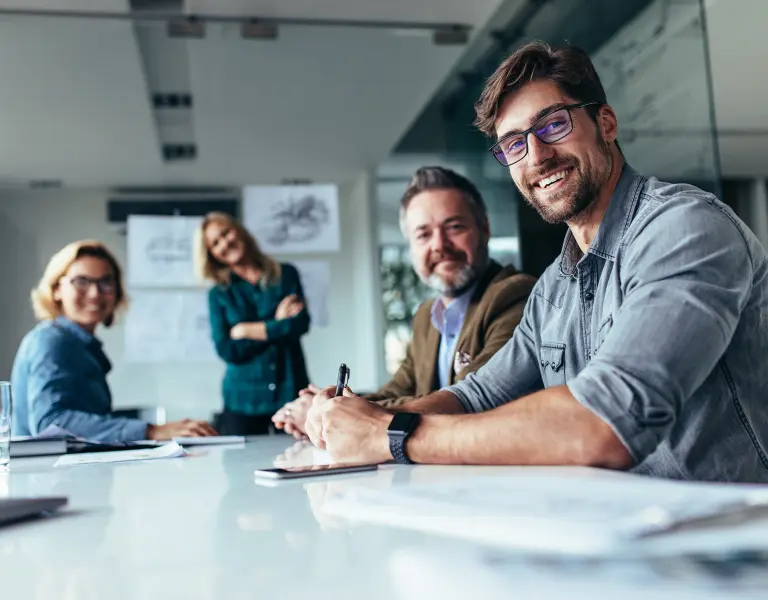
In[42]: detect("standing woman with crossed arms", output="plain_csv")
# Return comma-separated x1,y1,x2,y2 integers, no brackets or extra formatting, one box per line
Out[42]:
195,212,311,435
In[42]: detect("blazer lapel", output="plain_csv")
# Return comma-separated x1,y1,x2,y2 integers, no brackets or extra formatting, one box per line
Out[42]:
450,261,503,384
416,300,441,394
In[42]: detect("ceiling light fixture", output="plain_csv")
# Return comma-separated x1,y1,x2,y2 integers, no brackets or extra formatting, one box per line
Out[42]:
241,19,279,40
167,16,205,38
432,26,470,46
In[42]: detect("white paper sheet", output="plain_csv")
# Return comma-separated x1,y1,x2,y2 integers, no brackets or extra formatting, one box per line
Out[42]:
323,472,768,556
124,290,216,362
127,215,202,287
54,442,186,467
292,260,331,327
243,184,340,253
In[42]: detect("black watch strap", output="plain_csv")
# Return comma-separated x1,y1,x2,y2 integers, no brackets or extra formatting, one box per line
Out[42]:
387,412,420,465
389,434,414,465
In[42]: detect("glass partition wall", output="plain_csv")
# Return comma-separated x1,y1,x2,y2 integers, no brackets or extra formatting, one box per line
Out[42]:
376,0,720,375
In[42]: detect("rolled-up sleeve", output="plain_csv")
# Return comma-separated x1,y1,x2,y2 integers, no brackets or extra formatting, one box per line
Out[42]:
568,198,753,462
447,297,543,413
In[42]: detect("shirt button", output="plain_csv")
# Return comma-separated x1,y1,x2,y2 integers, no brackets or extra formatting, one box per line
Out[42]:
268,383,276,391
270,364,276,371
584,292,594,301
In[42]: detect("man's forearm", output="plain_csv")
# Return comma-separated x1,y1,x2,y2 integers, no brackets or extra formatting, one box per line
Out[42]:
388,390,466,415
404,385,635,468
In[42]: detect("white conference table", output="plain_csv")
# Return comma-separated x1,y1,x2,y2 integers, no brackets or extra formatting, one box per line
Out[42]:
1,436,767,600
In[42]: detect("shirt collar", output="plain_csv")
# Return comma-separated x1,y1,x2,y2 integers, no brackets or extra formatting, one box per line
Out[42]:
54,316,101,348
559,163,644,276
430,283,477,335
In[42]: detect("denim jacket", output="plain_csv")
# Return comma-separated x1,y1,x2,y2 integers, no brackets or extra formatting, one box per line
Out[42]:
449,164,768,482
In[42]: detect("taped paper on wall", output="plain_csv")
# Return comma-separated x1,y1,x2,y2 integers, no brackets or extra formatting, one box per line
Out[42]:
292,260,331,327
127,215,202,287
243,184,340,253
124,290,216,362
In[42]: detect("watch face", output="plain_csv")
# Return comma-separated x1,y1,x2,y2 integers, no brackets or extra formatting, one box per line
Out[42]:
388,412,420,436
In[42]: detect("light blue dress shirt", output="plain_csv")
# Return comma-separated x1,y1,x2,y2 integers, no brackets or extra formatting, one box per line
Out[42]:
430,285,476,388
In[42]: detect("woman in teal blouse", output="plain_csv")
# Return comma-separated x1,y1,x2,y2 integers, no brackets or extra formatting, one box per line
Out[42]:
195,212,311,435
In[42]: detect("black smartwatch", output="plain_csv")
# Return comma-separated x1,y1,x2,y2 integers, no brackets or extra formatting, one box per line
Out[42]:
387,412,421,465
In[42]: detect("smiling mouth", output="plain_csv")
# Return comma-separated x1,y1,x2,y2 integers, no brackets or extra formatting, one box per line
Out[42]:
536,168,572,189
434,258,463,267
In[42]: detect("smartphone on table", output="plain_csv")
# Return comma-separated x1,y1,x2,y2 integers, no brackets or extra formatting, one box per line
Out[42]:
254,463,378,479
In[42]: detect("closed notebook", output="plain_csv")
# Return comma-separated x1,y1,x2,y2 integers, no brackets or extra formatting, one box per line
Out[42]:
10,436,68,458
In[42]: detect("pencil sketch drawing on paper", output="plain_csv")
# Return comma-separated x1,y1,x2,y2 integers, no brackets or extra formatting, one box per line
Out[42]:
145,235,192,264
244,184,340,254
261,194,331,247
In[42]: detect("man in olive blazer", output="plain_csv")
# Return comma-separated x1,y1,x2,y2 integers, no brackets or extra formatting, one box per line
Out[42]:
273,166,535,434
366,260,533,407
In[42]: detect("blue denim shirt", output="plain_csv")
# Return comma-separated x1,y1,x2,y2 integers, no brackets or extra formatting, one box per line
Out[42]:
11,317,148,442
449,164,768,482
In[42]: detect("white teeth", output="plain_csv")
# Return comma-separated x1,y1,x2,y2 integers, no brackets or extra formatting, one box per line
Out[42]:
538,170,568,188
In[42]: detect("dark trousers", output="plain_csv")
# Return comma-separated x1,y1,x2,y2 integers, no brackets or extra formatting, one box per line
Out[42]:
214,410,284,436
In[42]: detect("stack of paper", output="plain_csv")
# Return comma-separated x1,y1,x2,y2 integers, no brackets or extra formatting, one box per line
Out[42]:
322,472,768,556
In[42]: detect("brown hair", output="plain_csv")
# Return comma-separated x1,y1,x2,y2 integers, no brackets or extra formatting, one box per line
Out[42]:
474,41,608,136
399,166,487,233
194,212,281,286
31,240,127,327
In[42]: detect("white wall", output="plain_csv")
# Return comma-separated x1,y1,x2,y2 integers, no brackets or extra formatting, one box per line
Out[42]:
0,172,384,421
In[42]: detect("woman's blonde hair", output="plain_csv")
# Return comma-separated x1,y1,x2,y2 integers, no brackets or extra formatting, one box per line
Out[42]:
194,212,281,286
31,240,128,327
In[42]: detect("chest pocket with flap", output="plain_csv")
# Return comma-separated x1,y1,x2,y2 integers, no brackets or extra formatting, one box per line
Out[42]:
539,343,566,387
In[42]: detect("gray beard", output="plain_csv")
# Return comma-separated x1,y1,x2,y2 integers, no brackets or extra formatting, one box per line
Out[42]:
420,255,488,298
425,266,475,298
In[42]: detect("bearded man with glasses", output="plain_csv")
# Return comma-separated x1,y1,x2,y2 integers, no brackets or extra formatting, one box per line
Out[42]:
304,41,768,483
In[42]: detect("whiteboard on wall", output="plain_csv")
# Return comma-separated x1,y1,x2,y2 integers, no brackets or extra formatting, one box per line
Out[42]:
292,260,331,328
243,184,341,254
124,290,216,362
127,215,202,287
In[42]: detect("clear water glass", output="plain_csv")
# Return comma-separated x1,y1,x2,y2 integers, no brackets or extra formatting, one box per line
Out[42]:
0,382,11,470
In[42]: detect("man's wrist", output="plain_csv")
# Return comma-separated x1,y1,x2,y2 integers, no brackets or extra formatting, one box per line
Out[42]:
385,412,422,464
377,412,395,462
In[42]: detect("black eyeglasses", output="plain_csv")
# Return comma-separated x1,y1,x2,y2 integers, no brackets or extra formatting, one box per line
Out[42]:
489,102,600,167
69,275,117,295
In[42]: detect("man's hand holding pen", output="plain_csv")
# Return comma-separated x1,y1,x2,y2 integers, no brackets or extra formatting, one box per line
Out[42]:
305,385,392,463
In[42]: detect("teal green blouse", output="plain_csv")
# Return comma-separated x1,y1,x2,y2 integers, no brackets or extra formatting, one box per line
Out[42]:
208,263,310,416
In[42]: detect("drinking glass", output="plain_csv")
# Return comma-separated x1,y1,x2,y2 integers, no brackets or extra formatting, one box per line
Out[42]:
0,382,12,470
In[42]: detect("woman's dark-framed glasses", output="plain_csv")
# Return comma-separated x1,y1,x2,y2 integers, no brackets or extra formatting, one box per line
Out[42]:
489,102,600,167
69,275,117,295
